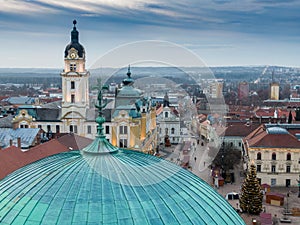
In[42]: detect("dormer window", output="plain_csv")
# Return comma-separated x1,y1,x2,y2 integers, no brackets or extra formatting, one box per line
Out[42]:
70,63,76,72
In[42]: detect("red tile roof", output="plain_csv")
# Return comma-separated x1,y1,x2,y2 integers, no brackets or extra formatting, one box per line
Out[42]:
156,105,163,115
57,133,92,150
254,108,295,120
244,125,300,148
0,139,70,180
224,122,260,137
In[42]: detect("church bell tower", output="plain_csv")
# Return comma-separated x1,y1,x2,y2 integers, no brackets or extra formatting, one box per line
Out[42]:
60,20,89,133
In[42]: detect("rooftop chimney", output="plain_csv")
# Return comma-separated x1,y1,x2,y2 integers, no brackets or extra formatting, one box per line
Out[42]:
17,137,21,149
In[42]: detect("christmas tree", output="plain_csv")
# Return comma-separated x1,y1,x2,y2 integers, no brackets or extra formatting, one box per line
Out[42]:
239,163,263,214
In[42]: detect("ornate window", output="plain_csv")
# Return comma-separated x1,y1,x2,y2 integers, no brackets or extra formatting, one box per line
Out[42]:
257,165,261,172
171,128,175,134
287,153,291,161
71,81,75,89
286,165,291,173
257,152,262,160
272,152,276,160
70,125,77,133
120,139,127,148
271,178,276,186
120,126,127,135
271,165,276,173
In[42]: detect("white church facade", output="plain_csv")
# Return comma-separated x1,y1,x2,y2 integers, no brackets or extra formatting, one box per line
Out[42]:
12,21,157,154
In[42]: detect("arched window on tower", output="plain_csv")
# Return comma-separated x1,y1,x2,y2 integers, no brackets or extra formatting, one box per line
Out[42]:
257,152,261,160
272,152,276,160
71,94,75,103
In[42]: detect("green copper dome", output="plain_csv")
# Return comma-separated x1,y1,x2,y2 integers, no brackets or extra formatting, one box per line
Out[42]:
0,149,245,225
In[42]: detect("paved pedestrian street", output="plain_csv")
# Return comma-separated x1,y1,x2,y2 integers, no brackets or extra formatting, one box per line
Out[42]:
160,142,300,225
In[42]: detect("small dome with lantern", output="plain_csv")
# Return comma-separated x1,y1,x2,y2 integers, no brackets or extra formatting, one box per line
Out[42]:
64,20,85,58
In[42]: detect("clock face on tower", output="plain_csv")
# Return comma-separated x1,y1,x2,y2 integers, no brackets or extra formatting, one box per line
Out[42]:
70,52,76,59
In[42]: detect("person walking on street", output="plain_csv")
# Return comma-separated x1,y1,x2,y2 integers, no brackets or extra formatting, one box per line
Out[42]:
272,214,279,225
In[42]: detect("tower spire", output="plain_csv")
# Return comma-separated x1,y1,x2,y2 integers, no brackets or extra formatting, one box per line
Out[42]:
122,65,134,86
127,65,131,78
71,19,79,43
95,79,108,137
82,79,118,154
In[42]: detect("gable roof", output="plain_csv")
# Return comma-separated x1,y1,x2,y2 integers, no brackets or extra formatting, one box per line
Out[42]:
0,128,40,148
224,122,260,137
0,133,93,180
156,105,179,118
0,139,70,180
0,115,13,128
3,96,36,105
57,133,93,150
36,108,60,121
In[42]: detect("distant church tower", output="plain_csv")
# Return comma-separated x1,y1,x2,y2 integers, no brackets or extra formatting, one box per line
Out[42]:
270,70,279,100
60,20,90,134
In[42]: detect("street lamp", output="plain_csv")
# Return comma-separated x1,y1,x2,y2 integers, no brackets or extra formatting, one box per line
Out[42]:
284,191,291,214
221,144,225,178
297,175,300,198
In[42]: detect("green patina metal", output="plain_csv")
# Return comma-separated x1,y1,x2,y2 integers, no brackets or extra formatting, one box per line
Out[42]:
0,150,246,225
83,79,118,154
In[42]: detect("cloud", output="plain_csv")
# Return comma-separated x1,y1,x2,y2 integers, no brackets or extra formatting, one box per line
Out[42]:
1,0,300,40
0,0,58,14
183,43,235,50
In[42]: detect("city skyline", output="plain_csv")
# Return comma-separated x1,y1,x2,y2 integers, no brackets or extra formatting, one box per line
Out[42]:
1,0,300,68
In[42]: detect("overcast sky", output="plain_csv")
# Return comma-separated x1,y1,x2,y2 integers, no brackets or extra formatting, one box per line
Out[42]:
1,0,300,68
